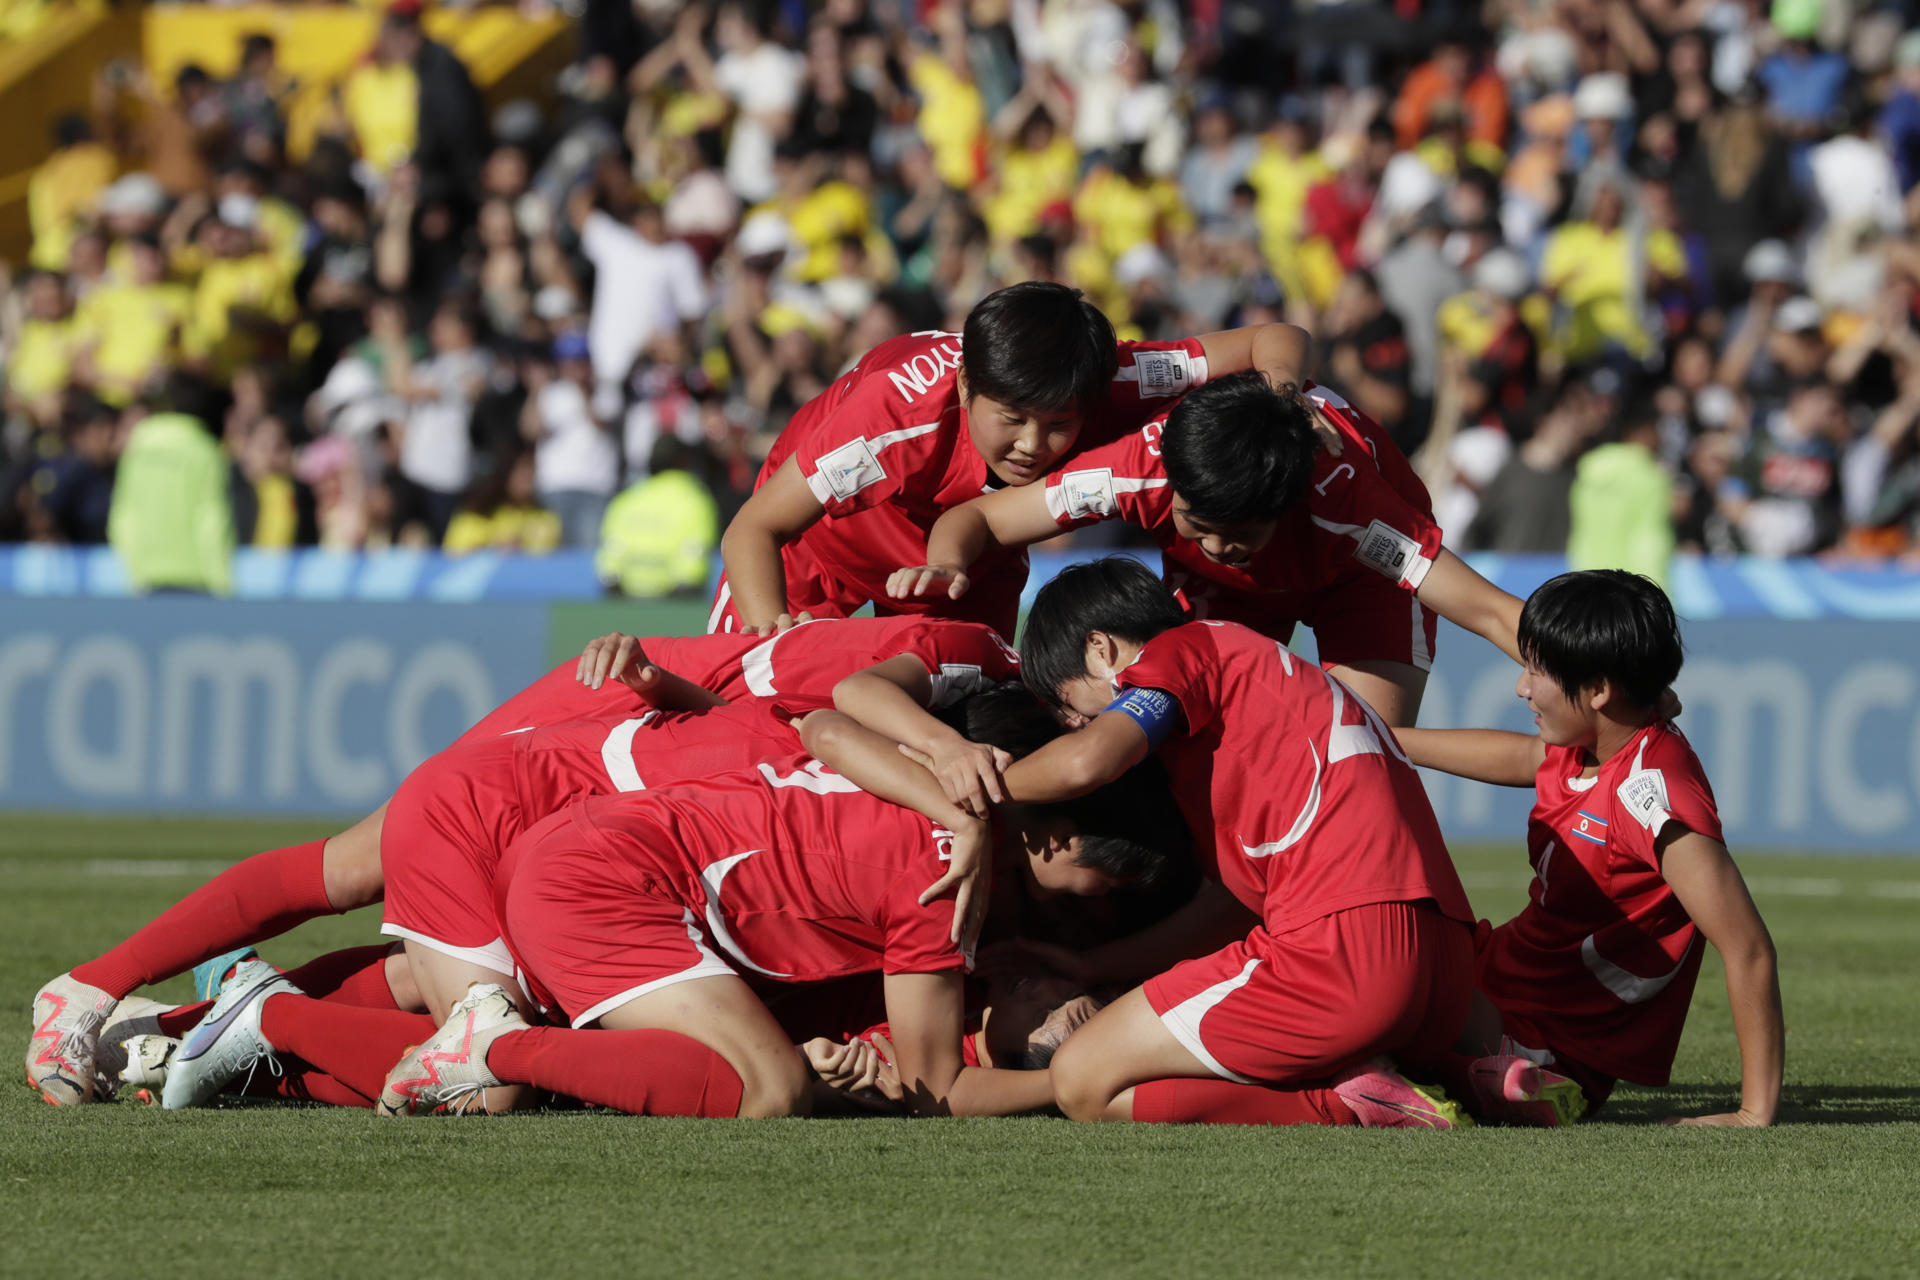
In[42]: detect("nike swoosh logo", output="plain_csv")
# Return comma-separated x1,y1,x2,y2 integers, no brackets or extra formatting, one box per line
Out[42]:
177,979,274,1063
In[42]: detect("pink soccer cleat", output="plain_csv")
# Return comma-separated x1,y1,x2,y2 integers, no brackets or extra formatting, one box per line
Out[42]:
1468,1054,1587,1127
1332,1057,1474,1129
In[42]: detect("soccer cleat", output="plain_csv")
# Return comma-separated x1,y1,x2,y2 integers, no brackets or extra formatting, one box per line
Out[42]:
160,959,300,1110
1467,1054,1587,1128
26,973,118,1106
93,996,179,1101
116,1035,181,1103
191,947,261,1003
1332,1057,1474,1130
376,984,528,1118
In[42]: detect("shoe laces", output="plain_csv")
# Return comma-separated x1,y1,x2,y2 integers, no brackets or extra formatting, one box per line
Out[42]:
235,1045,285,1098
435,1081,489,1116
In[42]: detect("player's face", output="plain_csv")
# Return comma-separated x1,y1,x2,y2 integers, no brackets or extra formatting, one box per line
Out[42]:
1517,662,1595,747
983,976,1100,1065
1054,671,1114,722
1169,502,1279,569
965,392,1082,486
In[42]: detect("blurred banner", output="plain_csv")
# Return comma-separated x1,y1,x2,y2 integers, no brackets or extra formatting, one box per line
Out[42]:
3,577,1919,853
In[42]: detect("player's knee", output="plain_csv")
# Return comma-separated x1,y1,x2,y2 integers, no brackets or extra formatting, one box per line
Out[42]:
1048,1034,1112,1123
738,1052,813,1119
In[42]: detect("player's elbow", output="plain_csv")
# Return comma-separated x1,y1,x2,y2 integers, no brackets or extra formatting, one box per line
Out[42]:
1048,1033,1112,1123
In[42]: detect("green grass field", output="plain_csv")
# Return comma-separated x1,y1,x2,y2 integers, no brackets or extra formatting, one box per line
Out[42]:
3,815,1917,1279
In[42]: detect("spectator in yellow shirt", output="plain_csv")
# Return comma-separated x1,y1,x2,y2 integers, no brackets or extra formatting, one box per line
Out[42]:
443,449,562,556
911,12,987,191
983,104,1080,246
74,236,193,407
28,115,118,273
231,415,317,549
1246,97,1330,298
1072,144,1192,266
342,24,421,177
186,197,298,383
5,271,80,429
1541,179,1685,364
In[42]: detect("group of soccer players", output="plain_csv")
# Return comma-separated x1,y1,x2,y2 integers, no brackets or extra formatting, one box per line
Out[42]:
27,283,1785,1128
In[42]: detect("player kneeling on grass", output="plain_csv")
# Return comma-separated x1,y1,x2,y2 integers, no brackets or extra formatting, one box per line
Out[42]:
1392,570,1785,1125
374,728,1186,1118
891,372,1527,727
26,616,1015,1106
978,558,1585,1128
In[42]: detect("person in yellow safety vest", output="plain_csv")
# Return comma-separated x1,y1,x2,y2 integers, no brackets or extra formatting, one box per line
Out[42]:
595,437,719,598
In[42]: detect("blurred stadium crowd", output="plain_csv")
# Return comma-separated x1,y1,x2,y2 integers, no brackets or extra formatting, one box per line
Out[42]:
7,0,1920,594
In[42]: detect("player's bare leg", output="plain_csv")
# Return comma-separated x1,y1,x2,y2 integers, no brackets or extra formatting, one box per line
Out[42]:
1325,660,1427,728
590,976,812,1118
1049,987,1250,1122
319,804,388,911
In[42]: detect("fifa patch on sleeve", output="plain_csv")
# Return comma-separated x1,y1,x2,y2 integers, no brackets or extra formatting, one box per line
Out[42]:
1617,768,1672,834
1131,350,1195,398
1105,686,1183,748
1061,467,1119,520
814,438,887,501
1353,518,1422,582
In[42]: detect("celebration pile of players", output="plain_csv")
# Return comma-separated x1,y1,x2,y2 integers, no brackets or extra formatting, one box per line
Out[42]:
26,284,1784,1129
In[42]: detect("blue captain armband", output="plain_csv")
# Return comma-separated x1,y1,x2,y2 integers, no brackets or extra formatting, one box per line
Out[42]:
1104,686,1182,748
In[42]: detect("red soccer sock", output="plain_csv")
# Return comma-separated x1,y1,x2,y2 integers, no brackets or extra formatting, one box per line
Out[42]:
1130,1077,1357,1126
72,841,335,999
157,1000,212,1038
284,945,402,1011
257,993,438,1101
236,1058,377,1109
487,1026,745,1117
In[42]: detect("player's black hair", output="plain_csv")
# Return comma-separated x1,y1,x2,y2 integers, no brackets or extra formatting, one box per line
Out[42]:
1517,570,1684,709
939,683,1064,760
1161,372,1319,527
961,282,1117,419
1020,557,1185,702
1051,757,1191,889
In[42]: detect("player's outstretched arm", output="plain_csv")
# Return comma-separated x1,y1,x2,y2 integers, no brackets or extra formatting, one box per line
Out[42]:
889,483,1060,601
1196,321,1311,392
719,456,827,633
1660,828,1784,1127
883,971,1058,1116
997,711,1150,804
835,658,1008,818
800,710,993,949
1412,549,1526,665
574,633,728,708
1392,727,1544,787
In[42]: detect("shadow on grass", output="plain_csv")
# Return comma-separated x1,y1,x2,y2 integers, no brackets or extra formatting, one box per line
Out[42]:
1598,1084,1920,1126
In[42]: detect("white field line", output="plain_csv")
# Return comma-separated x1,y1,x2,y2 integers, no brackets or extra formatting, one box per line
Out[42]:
1460,871,1915,901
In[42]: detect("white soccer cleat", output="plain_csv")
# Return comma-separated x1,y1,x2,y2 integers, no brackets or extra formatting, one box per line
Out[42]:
92,995,178,1101
376,984,527,1117
26,973,118,1106
160,959,300,1110
116,1035,182,1105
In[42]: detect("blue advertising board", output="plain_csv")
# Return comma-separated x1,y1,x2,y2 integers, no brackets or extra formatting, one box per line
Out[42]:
0,598,547,815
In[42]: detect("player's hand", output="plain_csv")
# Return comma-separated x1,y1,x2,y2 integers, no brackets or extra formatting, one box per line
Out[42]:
798,1036,855,1084
921,737,1011,819
919,816,993,950
867,1033,904,1102
1667,1108,1773,1127
742,610,815,637
577,632,652,692
886,564,971,600
975,938,1095,985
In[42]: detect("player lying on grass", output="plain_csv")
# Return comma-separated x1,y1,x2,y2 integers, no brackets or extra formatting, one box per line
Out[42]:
713,281,1314,639
960,558,1585,1128
26,617,1018,1105
1392,570,1785,1126
889,373,1526,727
157,690,1187,1118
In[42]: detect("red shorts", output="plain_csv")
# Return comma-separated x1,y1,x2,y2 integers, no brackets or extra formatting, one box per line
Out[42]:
379,736,530,977
452,661,649,749
1142,900,1472,1085
707,544,1023,641
1173,572,1437,673
1470,920,1618,1111
499,809,735,1028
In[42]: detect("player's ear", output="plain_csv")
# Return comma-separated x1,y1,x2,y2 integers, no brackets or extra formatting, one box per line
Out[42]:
956,366,971,404
1585,677,1613,713
1083,629,1117,675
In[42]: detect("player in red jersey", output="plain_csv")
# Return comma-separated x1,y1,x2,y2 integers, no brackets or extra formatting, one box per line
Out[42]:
1393,570,1784,1125
360,692,1189,1120
712,281,1315,639
894,373,1527,726
25,616,1016,1104
969,558,1575,1129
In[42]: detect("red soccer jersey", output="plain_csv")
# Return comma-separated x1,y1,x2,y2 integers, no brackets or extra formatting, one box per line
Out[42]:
1478,722,1725,1087
499,764,968,985
1113,620,1473,933
454,617,1021,746
1041,384,1443,642
743,331,1210,633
